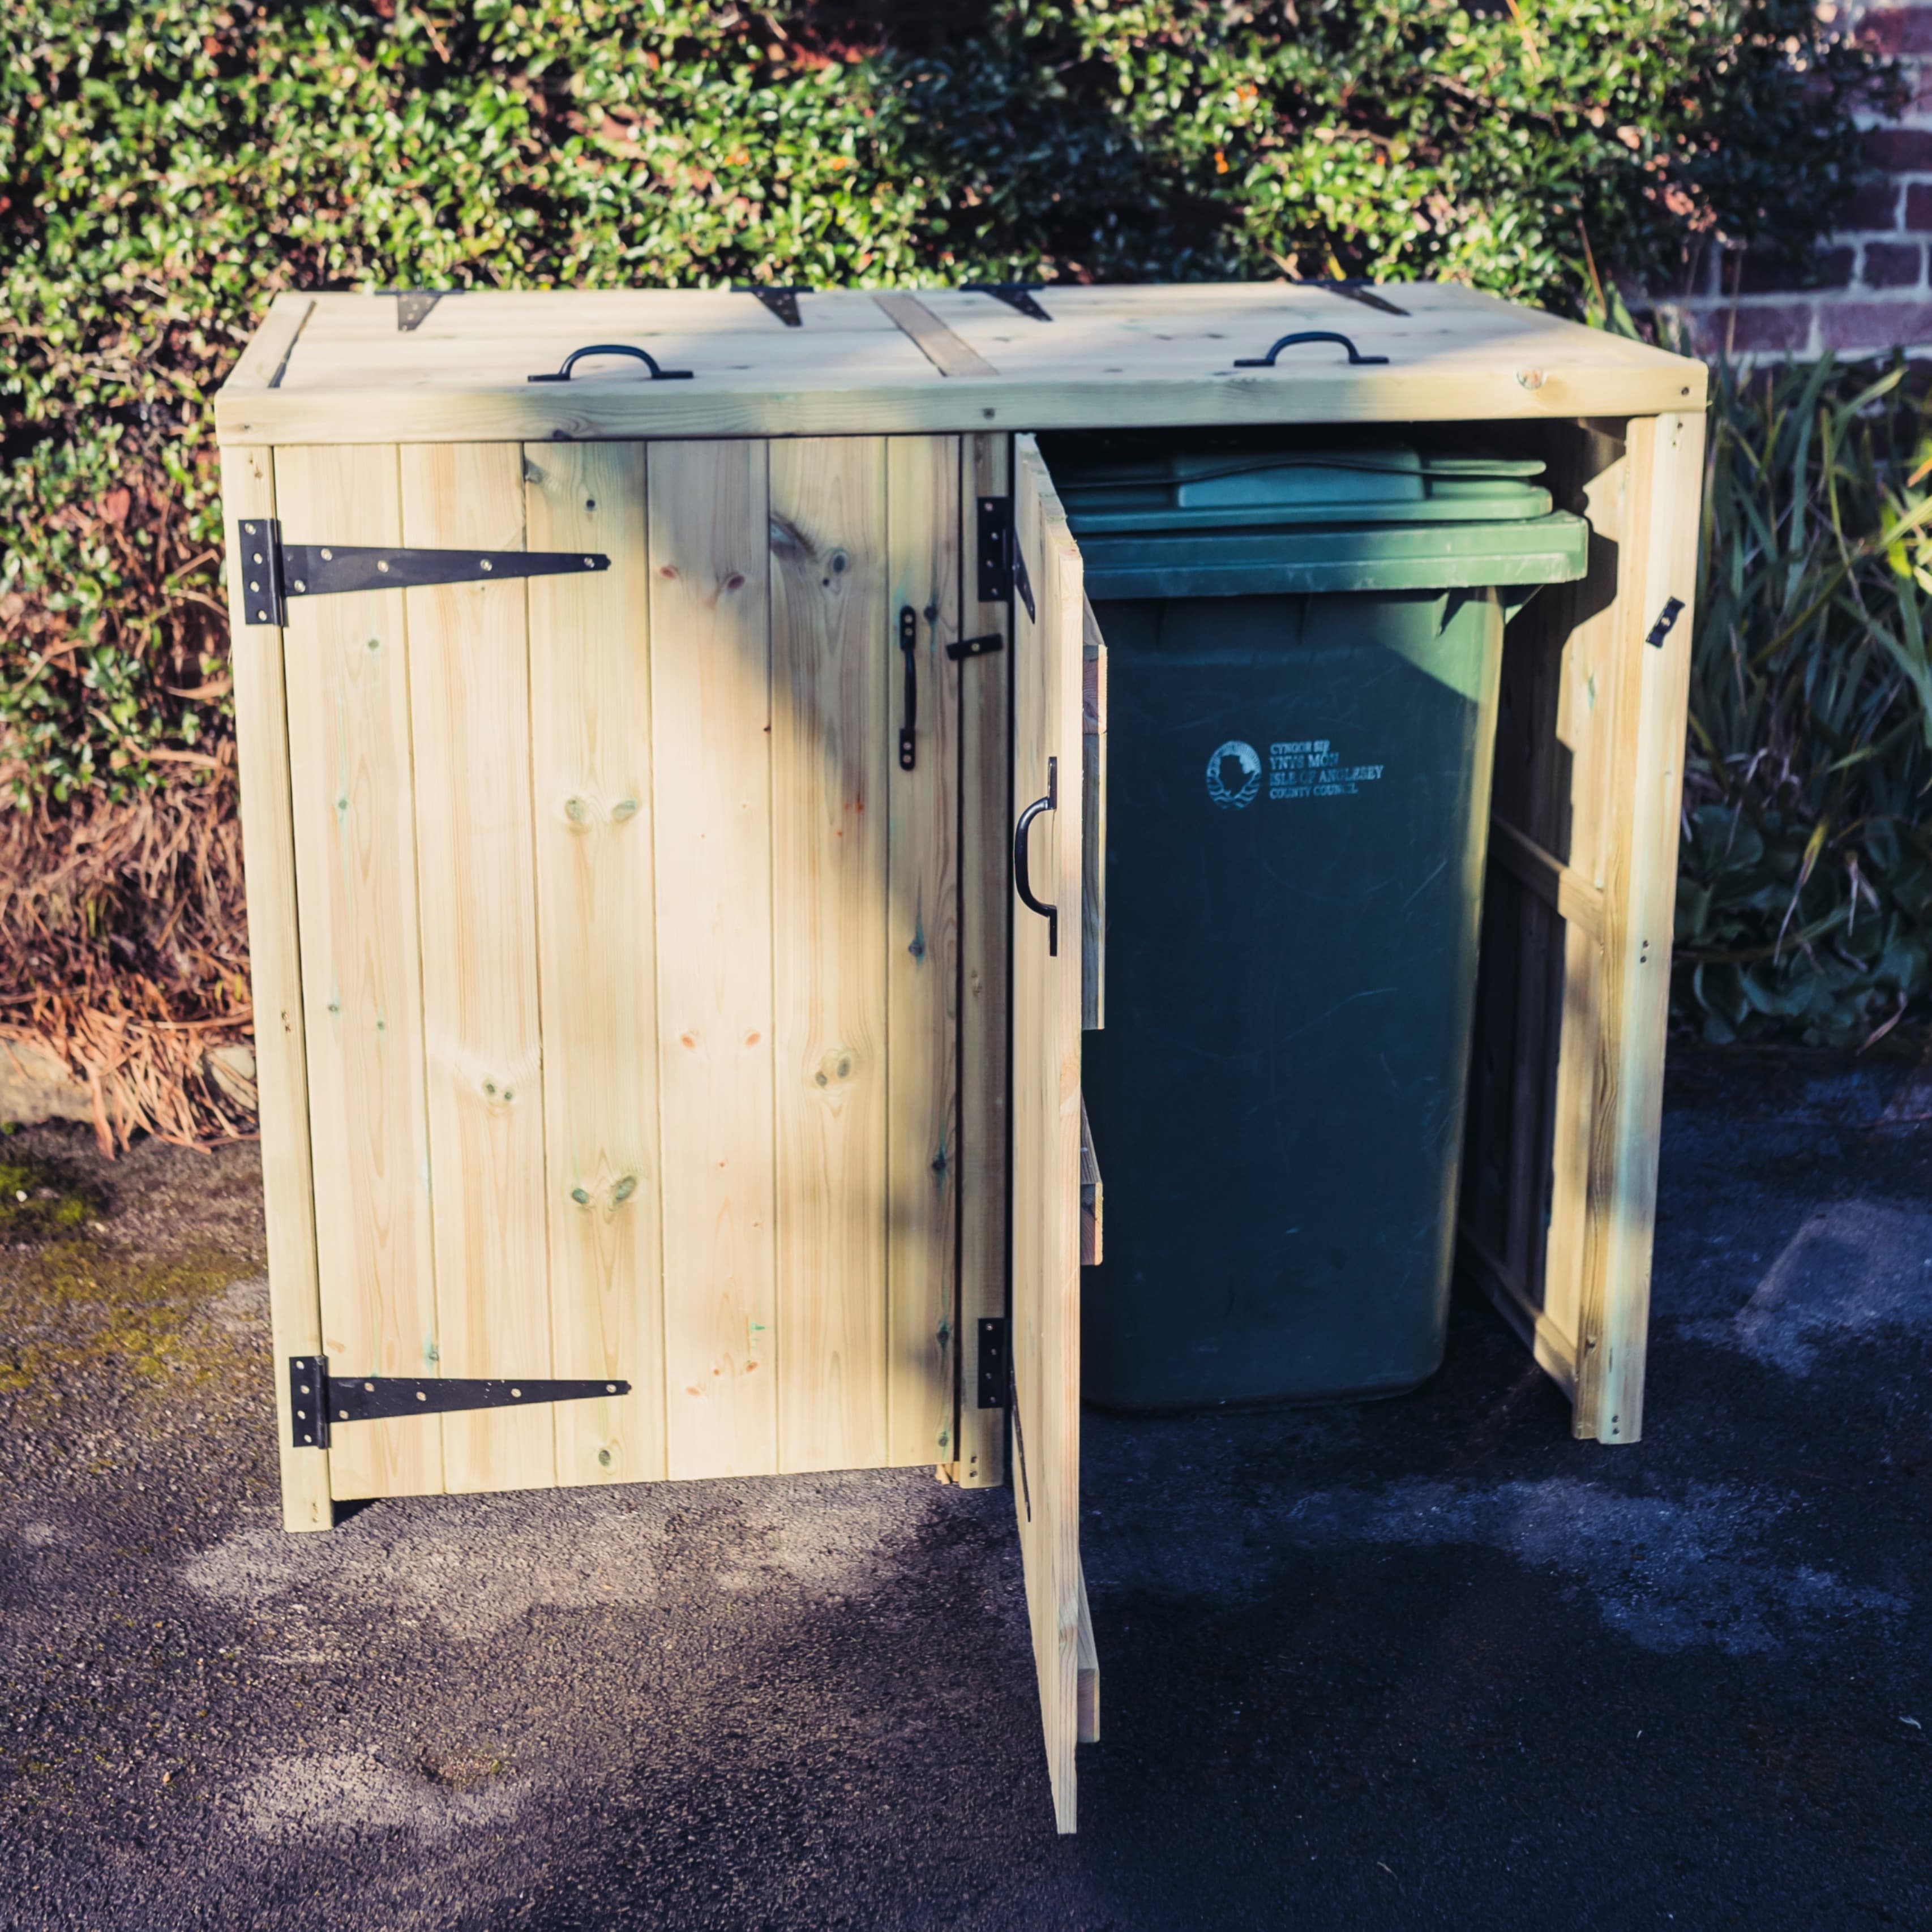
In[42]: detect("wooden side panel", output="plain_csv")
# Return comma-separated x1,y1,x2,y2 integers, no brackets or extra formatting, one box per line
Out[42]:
1573,411,1705,1443
526,441,666,1487
401,443,554,1496
884,436,962,1469
222,447,331,1531
1010,434,1086,1835
1081,597,1107,1033
650,441,781,1480
956,433,1012,1491
769,438,892,1475
273,443,442,1504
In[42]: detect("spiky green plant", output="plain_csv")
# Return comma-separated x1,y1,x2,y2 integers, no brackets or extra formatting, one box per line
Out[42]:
1680,357,1932,1044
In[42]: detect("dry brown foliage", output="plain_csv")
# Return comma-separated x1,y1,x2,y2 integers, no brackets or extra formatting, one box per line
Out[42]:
0,782,256,1153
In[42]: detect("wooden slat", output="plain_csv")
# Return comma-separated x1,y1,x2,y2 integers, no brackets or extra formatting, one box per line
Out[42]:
884,435,963,1469
401,443,554,1496
226,293,314,393
1571,410,1706,1445
769,437,892,1475
1489,815,1605,936
273,443,442,1505
1081,597,1107,1032
221,447,331,1532
871,294,1000,379
1457,1228,1579,1399
649,441,781,1480
1076,1559,1100,1746
1079,1095,1102,1269
1010,432,1086,1835
525,440,666,1487
955,432,1012,1492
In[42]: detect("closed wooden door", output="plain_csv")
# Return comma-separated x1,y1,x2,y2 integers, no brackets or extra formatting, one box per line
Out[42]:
1009,435,1096,1834
275,435,962,1500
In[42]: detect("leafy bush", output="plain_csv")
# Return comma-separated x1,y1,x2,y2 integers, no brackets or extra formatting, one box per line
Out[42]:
2,1,1891,805
1680,357,1932,1046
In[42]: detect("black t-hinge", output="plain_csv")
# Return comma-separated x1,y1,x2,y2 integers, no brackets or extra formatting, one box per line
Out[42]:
288,1356,629,1449
238,519,610,628
975,1317,1010,1410
975,496,1035,620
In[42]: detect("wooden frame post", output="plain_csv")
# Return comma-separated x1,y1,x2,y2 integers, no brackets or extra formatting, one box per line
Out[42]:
221,443,332,1530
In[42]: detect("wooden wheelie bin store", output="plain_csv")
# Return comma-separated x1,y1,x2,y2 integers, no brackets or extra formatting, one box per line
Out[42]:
216,282,1707,1832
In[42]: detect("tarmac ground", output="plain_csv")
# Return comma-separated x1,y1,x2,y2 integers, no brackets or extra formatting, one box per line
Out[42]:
3,1042,1930,1930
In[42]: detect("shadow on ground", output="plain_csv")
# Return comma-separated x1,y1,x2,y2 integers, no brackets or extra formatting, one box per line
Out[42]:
3,1043,1929,1929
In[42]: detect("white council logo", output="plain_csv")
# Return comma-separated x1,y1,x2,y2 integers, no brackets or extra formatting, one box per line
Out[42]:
1205,740,1262,809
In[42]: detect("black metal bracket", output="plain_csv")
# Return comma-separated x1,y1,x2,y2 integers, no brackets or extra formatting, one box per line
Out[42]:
976,496,1036,620
237,520,610,628
289,1356,628,1450
947,632,1004,662
976,1317,1010,1409
734,284,803,327
1308,279,1410,318
529,343,693,383
963,281,1053,322
1233,329,1390,369
1646,597,1686,649
898,605,919,771
378,289,444,332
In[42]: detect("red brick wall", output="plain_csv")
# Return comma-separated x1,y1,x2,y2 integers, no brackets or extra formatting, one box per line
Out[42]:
1656,2,1932,358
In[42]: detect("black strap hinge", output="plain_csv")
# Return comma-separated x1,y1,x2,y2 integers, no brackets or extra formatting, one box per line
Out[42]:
238,520,610,627
963,281,1053,322
975,496,1036,621
975,1317,1010,1410
289,1356,628,1450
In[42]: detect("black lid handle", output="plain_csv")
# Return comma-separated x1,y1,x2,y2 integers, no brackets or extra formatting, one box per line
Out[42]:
529,343,693,383
1233,330,1389,369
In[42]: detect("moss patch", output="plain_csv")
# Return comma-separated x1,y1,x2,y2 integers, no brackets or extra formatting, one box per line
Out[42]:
0,1158,100,1237
0,1239,246,1402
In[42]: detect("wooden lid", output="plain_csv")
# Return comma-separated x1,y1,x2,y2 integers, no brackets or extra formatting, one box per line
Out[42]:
216,282,1706,444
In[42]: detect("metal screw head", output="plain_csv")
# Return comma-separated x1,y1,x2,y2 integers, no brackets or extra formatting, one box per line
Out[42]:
377,559,390,572
293,579,306,593
605,1383,616,1394
415,1390,426,1401
481,559,494,572
511,1387,523,1398
320,547,333,560
363,1381,375,1392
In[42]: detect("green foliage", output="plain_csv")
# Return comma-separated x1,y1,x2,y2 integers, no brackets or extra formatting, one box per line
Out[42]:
1680,357,1932,1046
1,1,1890,803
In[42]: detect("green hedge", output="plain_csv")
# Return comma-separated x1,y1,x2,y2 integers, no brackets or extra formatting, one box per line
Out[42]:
1,2,1890,804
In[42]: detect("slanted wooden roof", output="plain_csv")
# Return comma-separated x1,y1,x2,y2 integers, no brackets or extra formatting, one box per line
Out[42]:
216,281,1706,444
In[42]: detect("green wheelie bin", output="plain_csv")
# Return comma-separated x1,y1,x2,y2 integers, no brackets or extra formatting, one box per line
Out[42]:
1057,435,1590,1409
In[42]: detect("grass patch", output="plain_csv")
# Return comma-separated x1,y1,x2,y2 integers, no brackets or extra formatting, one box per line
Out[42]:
0,1156,100,1237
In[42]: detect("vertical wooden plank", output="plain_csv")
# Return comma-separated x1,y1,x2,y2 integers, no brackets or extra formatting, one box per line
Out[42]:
650,440,780,1481
526,442,666,1487
401,443,554,1495
885,436,963,1470
1010,434,1086,1835
769,437,891,1475
956,432,1012,1490
221,447,332,1531
1572,411,1705,1445
1081,597,1107,1033
273,443,442,1505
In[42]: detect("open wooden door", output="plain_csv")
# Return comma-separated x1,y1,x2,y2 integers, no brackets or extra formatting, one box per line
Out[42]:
1009,436,1094,1833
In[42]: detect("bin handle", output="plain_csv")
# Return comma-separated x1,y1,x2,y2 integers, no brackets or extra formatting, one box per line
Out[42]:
529,343,694,383
1014,757,1059,957
1233,329,1389,369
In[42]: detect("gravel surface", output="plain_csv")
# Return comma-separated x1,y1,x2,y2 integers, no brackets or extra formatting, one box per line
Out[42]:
3,1044,1930,1930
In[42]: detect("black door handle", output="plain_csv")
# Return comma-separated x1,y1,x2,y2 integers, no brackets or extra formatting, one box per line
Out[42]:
1014,756,1059,957
898,606,918,770
1232,329,1388,369
529,343,694,383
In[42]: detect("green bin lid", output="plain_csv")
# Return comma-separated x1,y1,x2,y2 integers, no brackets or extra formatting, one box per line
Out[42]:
1055,439,1591,598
